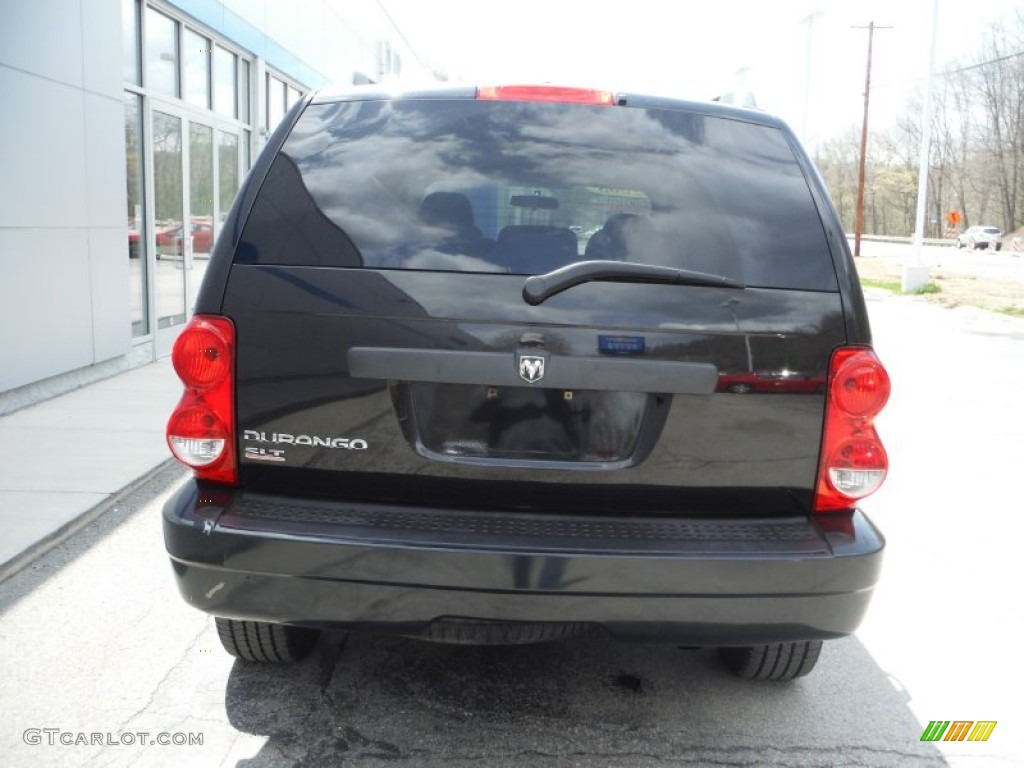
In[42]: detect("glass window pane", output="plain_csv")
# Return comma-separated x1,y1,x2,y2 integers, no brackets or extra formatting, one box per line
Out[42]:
267,75,286,131
190,124,213,225
189,124,214,301
239,59,250,124
214,46,236,118
153,111,185,329
125,92,147,336
184,30,210,109
242,129,251,172
218,131,240,225
286,85,301,110
144,8,178,97
250,100,836,290
122,0,140,84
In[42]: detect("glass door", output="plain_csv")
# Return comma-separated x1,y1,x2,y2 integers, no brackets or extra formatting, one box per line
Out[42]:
184,123,240,320
153,109,186,355
187,122,214,313
153,108,223,355
217,129,239,233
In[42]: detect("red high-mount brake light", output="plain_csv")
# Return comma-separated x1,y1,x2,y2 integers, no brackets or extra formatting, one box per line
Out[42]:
476,85,615,105
166,315,237,485
814,347,891,513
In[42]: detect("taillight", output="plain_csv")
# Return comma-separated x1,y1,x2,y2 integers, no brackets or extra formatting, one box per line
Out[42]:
166,315,237,485
814,347,890,512
476,85,615,105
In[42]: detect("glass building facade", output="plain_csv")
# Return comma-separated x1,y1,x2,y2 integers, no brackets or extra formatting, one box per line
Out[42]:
123,0,306,355
0,0,427,405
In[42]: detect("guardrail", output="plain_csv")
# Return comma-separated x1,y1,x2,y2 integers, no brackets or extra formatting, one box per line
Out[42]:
846,234,954,247
848,234,1024,251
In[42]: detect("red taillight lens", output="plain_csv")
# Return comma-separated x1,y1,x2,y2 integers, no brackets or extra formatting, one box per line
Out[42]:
830,353,890,418
172,320,230,389
476,85,615,105
814,347,890,512
166,315,237,485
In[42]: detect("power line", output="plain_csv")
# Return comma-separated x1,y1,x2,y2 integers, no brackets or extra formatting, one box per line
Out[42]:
375,1,432,74
941,49,1024,76
321,2,374,60
872,50,1024,92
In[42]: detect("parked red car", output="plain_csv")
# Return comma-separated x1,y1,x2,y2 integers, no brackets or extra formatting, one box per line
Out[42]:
128,228,140,258
156,221,214,257
717,371,827,395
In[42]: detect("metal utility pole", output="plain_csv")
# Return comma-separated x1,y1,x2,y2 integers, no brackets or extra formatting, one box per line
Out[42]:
802,10,824,140
904,0,940,291
852,22,891,257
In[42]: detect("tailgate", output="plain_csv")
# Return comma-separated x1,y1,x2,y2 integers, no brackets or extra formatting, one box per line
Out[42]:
224,266,843,512
220,95,845,514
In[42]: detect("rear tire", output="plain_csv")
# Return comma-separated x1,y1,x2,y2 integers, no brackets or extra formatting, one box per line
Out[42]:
717,640,822,681
215,617,320,663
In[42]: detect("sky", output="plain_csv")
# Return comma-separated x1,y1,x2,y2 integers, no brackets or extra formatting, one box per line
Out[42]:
368,0,1019,149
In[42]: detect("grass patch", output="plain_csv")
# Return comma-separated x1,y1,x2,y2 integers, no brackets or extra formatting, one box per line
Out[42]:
999,307,1024,318
860,277,942,295
861,278,901,293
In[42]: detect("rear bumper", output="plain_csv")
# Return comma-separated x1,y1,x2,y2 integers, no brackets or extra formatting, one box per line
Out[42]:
162,479,884,645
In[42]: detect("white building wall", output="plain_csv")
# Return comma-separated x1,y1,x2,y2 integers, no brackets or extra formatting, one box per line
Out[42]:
0,0,128,393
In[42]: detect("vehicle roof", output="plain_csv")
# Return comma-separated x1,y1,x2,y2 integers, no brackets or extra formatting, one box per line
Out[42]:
308,82,786,129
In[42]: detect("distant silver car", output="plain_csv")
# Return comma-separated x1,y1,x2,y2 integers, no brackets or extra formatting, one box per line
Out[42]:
957,225,1002,250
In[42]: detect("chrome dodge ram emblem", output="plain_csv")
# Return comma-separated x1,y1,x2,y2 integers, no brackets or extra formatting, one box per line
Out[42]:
518,354,546,384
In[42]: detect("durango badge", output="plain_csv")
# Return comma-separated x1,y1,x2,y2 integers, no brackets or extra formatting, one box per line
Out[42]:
518,353,546,384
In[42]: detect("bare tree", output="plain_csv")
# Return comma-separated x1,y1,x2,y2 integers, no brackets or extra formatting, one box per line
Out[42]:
815,127,862,232
973,18,1024,231
813,10,1024,239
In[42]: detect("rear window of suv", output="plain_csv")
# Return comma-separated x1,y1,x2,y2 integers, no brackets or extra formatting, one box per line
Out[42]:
237,98,837,291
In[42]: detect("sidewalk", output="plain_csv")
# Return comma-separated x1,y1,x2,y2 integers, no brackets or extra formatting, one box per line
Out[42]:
0,359,182,578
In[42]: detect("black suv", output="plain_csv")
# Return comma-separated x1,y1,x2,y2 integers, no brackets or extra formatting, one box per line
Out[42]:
163,84,890,681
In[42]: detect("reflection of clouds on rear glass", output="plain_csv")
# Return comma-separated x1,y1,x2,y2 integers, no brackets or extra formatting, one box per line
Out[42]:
401,249,506,273
265,99,834,290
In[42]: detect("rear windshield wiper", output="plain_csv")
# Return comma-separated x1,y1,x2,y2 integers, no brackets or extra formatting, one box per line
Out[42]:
522,260,744,306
